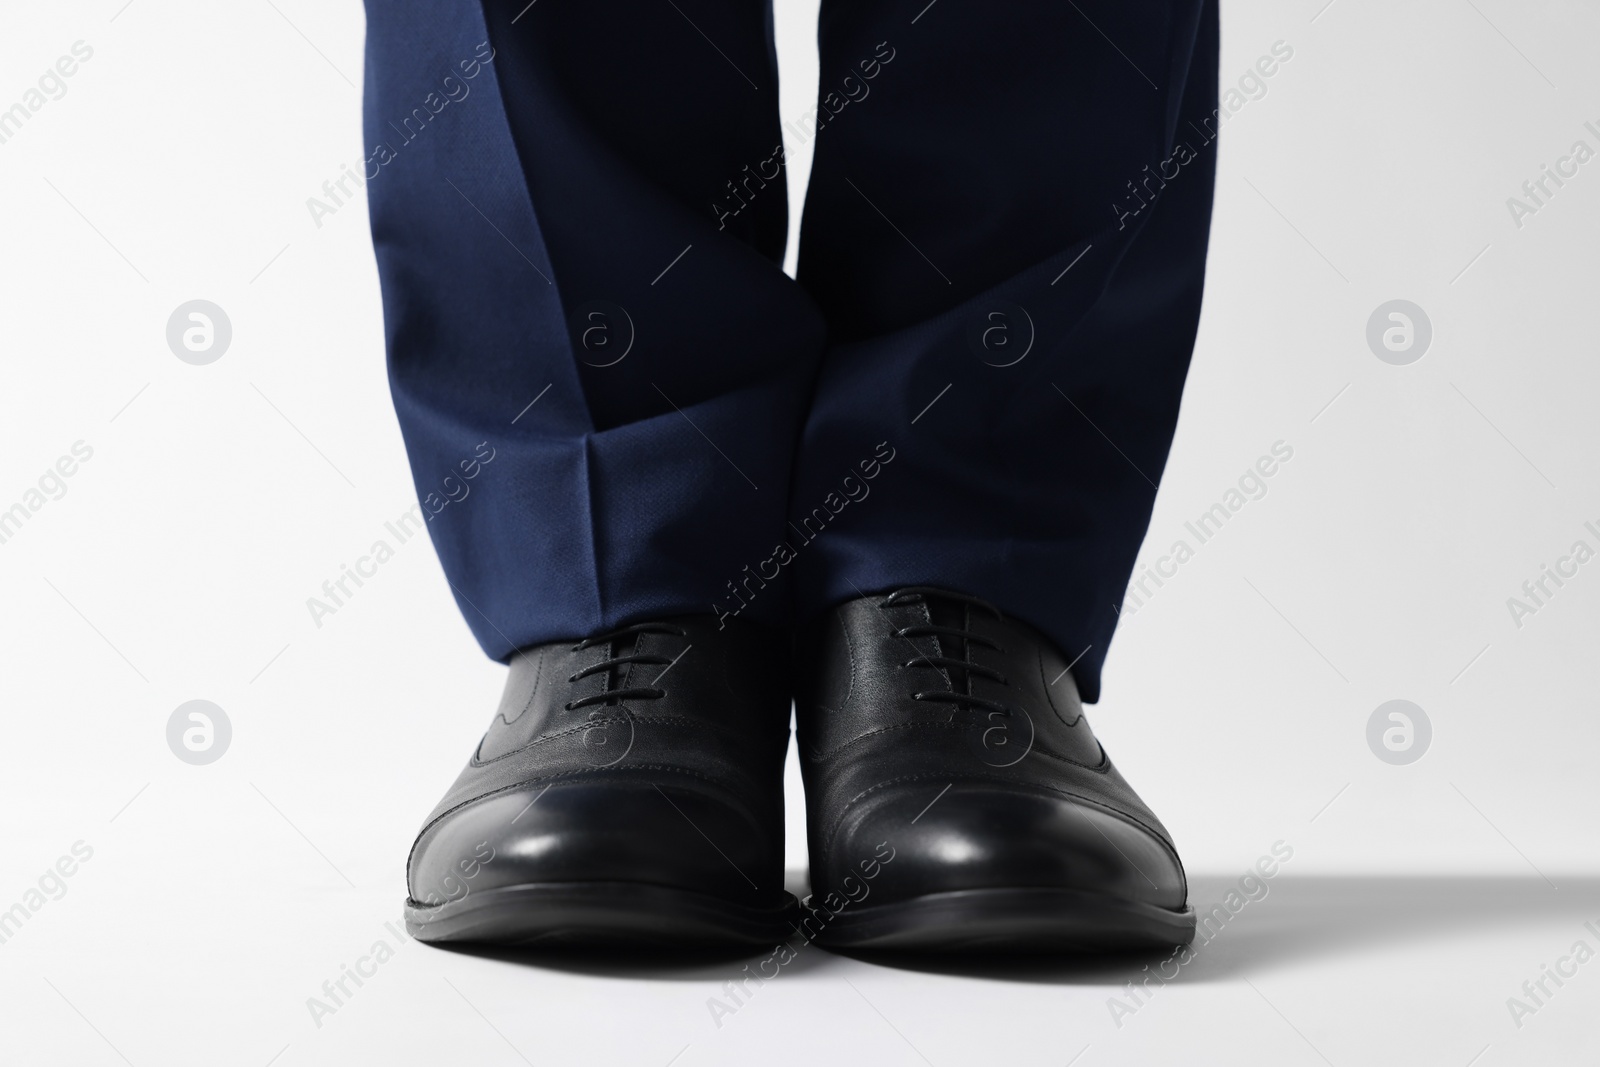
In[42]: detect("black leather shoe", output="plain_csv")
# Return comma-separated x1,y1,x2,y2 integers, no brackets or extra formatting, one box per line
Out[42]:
797,587,1193,952
403,616,797,947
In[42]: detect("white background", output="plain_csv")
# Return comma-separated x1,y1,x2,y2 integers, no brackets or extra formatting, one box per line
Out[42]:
2,0,1598,1064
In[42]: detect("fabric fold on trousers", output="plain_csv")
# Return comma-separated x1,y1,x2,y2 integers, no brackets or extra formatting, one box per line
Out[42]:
366,0,825,657
363,0,1219,704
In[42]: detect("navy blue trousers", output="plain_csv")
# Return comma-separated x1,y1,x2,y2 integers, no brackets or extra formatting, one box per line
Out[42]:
363,0,1217,701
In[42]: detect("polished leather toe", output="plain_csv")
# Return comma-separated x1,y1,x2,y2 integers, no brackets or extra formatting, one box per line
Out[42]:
408,778,777,907
826,783,1185,910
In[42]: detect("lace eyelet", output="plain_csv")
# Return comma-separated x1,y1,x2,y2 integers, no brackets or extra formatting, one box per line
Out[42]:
562,701,575,711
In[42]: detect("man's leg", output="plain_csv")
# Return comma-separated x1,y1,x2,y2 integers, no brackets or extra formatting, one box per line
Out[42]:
791,0,1218,703
363,0,813,945
791,0,1219,951
364,0,822,657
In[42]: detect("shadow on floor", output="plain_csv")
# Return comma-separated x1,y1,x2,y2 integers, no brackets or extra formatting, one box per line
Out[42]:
843,874,1600,985
415,873,1600,985
437,939,835,981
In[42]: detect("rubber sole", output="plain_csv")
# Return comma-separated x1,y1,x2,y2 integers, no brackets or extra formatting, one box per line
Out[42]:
805,887,1195,953
404,881,799,949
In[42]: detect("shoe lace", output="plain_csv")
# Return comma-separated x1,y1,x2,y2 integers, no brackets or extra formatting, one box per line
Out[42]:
883,587,1011,715
563,621,687,711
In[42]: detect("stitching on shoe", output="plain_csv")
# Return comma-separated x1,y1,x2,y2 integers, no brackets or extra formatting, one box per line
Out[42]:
496,646,545,728
1030,738,1110,772
809,718,1105,771
473,710,744,766
837,611,857,709
798,701,845,762
476,715,620,764
1038,645,1084,727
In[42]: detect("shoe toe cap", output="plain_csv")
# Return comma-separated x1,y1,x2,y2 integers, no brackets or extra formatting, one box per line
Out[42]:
408,777,780,907
819,783,1186,911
